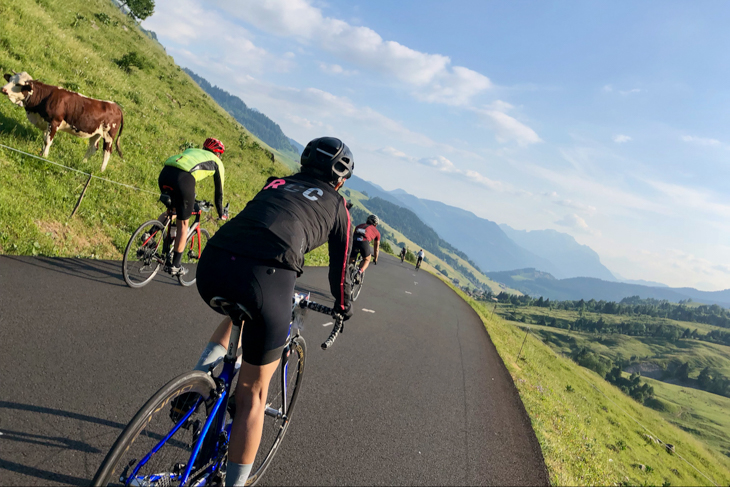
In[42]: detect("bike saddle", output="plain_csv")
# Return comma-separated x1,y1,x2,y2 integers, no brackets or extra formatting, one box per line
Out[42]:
209,297,253,323
159,193,173,209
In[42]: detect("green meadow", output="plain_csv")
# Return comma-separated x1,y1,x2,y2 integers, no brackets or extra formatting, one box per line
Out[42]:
450,285,730,486
0,0,338,264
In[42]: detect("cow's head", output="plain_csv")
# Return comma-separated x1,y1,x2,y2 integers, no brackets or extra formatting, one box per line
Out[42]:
2,71,34,107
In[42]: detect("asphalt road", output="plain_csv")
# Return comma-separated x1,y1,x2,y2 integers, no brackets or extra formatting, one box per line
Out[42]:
0,253,548,486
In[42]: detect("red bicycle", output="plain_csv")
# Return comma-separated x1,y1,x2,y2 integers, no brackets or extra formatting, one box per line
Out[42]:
122,195,217,288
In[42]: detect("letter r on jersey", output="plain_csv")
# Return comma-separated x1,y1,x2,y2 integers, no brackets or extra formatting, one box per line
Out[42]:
264,179,286,190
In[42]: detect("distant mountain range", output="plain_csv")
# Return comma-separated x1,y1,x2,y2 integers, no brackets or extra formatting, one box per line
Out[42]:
499,225,616,281
347,176,614,278
288,138,304,155
485,269,730,308
183,69,301,159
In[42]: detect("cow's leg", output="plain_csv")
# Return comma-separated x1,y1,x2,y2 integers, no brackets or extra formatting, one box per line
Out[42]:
83,134,102,161
42,121,60,158
100,133,113,172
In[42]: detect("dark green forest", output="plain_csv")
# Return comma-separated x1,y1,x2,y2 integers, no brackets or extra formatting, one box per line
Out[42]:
183,68,300,157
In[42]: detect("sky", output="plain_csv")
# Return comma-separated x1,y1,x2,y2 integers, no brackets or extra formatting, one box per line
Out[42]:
143,0,730,291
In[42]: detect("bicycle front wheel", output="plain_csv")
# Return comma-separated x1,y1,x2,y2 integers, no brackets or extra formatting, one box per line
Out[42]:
122,220,166,288
178,227,210,287
247,336,307,485
92,370,218,486
350,264,364,301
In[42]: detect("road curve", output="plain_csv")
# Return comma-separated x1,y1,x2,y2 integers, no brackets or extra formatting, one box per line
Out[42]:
0,253,548,486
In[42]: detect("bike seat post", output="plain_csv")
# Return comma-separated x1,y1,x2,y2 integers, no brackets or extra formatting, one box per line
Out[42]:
210,298,251,365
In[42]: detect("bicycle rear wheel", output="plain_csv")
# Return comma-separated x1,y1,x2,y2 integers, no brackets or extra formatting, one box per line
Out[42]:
92,371,219,486
123,220,166,288
247,336,307,485
178,227,210,287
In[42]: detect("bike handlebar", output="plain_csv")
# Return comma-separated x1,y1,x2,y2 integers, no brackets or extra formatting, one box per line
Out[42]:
195,200,213,212
297,299,346,350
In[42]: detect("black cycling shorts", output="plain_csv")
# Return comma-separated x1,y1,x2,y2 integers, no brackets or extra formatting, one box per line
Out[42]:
351,238,373,259
158,165,196,220
196,245,297,366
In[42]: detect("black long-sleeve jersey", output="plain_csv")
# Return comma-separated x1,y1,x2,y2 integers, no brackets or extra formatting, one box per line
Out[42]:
208,173,352,310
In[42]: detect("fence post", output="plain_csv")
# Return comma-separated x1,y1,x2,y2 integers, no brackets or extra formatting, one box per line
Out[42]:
517,327,530,360
70,174,93,218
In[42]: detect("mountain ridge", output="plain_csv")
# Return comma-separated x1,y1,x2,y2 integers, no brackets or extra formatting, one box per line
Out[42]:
487,268,730,307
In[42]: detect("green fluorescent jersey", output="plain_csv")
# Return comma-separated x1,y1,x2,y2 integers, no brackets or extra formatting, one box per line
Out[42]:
164,148,225,217
164,148,225,185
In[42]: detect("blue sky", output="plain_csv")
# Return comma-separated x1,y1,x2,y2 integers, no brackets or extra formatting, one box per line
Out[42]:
144,0,730,290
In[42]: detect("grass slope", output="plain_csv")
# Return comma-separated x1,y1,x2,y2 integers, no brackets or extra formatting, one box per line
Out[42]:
0,0,336,263
450,287,730,486
643,376,730,458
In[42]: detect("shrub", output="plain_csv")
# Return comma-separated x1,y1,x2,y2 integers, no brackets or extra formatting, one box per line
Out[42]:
115,51,150,73
380,241,393,254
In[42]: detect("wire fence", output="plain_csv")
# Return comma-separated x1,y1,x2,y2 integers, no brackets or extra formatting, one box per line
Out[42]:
513,322,719,487
0,143,158,195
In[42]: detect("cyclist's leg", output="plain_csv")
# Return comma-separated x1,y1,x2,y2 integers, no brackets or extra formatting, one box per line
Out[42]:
359,241,373,273
196,248,297,485
227,358,280,484
171,171,195,270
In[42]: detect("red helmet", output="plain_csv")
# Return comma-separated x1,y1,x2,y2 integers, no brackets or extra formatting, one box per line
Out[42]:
203,137,225,155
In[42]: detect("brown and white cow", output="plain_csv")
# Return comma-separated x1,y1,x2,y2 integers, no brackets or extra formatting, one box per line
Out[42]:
2,71,124,172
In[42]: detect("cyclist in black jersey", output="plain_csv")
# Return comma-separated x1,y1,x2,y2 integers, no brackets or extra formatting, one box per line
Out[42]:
190,136,354,486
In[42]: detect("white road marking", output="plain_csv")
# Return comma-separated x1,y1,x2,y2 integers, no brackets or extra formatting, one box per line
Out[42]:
405,291,412,294
322,322,333,327
414,282,418,285
362,309,375,313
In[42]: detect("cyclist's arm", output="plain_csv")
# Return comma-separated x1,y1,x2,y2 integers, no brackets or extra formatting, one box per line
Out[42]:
328,199,353,313
373,238,380,262
213,168,224,218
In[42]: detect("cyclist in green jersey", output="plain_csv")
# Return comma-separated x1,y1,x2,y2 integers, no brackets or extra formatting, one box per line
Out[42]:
155,137,228,275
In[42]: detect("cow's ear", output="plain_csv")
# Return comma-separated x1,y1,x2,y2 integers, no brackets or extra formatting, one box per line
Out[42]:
3,74,10,82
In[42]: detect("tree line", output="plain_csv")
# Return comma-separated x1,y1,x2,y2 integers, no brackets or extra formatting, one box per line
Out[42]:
491,292,730,333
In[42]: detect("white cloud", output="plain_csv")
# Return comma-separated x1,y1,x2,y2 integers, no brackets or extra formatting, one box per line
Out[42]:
211,0,492,106
144,0,292,75
318,63,358,76
680,135,722,147
473,101,542,145
418,156,457,172
613,134,632,143
555,213,600,236
619,88,642,95
544,191,597,214
645,180,730,220
602,85,613,92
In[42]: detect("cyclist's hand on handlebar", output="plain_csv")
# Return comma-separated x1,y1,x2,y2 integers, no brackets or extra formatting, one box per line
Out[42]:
220,202,230,221
333,301,353,321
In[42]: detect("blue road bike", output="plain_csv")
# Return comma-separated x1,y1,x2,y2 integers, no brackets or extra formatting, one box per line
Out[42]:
92,292,345,486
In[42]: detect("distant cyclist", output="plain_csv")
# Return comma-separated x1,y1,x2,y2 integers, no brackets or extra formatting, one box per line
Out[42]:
155,138,228,275
186,136,354,486
416,249,425,269
399,245,407,263
351,214,381,283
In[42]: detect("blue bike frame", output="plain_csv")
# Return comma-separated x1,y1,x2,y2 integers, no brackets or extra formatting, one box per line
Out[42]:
124,292,310,486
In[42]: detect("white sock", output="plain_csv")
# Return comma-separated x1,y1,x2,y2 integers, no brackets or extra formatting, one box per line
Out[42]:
225,461,253,487
193,342,227,372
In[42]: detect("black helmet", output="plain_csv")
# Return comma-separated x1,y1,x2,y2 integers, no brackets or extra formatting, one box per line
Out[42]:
367,214,379,225
300,137,354,183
